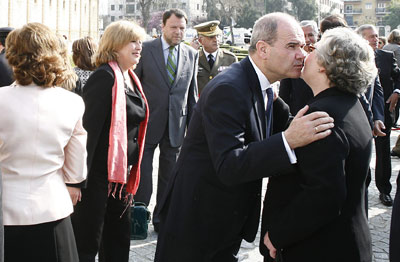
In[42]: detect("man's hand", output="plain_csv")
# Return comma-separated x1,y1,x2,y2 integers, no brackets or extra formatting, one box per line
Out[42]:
386,92,399,112
67,186,82,205
264,232,277,259
373,120,386,137
284,105,334,149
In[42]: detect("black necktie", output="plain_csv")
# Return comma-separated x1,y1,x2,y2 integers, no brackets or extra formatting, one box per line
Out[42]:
208,54,214,69
266,88,274,137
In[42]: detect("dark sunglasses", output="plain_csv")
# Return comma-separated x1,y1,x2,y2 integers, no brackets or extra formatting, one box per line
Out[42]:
303,45,316,53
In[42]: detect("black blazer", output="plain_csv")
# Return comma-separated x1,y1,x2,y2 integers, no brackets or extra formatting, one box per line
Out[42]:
375,49,400,127
0,50,13,87
260,88,373,262
155,57,294,261
79,64,145,187
279,78,314,115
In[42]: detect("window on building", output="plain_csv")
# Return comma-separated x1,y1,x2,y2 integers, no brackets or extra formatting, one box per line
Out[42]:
127,4,135,13
119,4,123,10
119,16,123,19
111,16,115,22
172,3,177,8
365,3,372,9
345,5,353,12
378,3,385,8
111,4,115,11
197,4,200,10
181,3,186,8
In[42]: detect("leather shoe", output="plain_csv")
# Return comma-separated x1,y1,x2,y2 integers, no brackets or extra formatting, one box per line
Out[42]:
391,150,400,157
379,193,393,206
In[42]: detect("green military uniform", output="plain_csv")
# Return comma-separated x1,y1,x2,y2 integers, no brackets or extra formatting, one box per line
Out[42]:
197,48,237,94
194,20,238,95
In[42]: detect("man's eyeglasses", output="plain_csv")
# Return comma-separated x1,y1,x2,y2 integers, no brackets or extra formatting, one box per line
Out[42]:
303,45,316,53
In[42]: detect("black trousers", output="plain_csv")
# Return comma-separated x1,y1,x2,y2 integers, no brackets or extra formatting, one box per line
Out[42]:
374,107,393,195
71,176,131,262
134,128,180,226
4,216,78,262
390,174,400,261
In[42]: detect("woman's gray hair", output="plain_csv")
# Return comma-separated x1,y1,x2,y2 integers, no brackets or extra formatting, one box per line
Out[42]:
249,12,297,53
316,27,377,95
388,29,400,44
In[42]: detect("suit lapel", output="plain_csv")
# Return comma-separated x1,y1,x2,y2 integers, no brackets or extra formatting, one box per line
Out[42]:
199,50,210,72
173,43,188,87
240,57,266,139
150,38,170,86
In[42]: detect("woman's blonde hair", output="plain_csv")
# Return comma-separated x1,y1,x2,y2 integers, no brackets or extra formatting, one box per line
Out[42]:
5,23,72,88
94,20,146,67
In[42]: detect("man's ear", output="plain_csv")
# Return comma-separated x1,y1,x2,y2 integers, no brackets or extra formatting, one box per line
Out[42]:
256,41,269,59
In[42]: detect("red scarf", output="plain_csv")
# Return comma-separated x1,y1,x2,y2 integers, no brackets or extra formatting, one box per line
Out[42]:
107,61,149,198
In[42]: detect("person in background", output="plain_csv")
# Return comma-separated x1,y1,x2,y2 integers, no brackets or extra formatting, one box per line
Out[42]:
71,20,149,262
357,24,400,207
194,20,237,95
379,36,388,50
279,19,318,115
0,22,87,262
72,36,98,92
0,27,14,87
134,8,198,233
262,27,376,262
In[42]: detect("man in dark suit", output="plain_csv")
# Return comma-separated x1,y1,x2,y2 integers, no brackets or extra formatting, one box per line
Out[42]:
0,27,14,87
154,12,334,261
134,9,198,231
357,24,400,206
194,20,237,95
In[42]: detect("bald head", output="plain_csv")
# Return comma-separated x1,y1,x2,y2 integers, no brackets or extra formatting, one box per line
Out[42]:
249,12,300,53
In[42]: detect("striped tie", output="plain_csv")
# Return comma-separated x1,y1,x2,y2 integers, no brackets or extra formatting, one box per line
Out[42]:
166,46,177,85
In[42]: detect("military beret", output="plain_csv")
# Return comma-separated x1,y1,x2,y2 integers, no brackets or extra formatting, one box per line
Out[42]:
194,20,222,37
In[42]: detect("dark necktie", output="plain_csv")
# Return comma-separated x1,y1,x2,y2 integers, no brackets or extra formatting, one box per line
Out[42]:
208,54,214,69
265,88,274,137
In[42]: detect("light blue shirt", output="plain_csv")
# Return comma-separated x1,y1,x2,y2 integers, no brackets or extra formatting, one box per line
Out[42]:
161,35,179,66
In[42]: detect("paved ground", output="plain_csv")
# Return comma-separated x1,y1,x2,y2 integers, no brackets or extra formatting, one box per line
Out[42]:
128,129,400,262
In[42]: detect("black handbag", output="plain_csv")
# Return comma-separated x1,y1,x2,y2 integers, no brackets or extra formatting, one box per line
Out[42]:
130,202,151,240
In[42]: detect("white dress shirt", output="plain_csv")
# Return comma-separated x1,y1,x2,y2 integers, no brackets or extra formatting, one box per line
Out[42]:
249,56,297,163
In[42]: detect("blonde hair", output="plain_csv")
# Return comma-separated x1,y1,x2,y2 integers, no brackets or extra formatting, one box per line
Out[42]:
6,23,72,88
94,20,146,67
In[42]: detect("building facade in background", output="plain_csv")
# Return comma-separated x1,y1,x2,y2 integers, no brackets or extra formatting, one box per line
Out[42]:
344,0,391,35
0,0,99,41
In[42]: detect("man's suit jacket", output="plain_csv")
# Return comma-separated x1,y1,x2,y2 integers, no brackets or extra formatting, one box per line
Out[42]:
0,84,87,225
0,49,14,87
279,78,314,115
134,38,198,147
261,88,373,262
375,49,400,127
197,48,237,94
155,57,294,261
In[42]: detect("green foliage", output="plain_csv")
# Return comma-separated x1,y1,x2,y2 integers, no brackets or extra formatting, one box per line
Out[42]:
265,0,287,13
236,2,262,28
384,0,400,31
289,0,317,21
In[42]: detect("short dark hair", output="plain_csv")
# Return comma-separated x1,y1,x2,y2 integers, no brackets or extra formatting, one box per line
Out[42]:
162,9,188,25
320,15,348,34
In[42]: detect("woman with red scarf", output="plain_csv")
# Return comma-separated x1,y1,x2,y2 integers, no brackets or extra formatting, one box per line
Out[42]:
70,21,149,262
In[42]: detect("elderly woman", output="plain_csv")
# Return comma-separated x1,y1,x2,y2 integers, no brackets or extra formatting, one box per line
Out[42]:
72,36,98,90
383,30,400,66
261,27,377,262
0,23,87,261
70,20,149,262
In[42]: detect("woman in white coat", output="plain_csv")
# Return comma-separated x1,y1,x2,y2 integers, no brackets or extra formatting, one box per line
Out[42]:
0,22,87,262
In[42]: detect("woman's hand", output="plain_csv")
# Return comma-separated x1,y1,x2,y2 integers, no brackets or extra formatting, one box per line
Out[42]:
67,186,82,205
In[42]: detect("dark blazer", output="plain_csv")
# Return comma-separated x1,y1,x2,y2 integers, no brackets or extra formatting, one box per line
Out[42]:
261,88,373,262
0,49,13,87
155,57,295,261
279,78,314,115
197,48,237,95
134,37,198,147
376,49,400,127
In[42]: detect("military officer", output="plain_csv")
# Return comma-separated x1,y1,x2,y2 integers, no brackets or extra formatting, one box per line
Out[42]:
194,20,237,95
